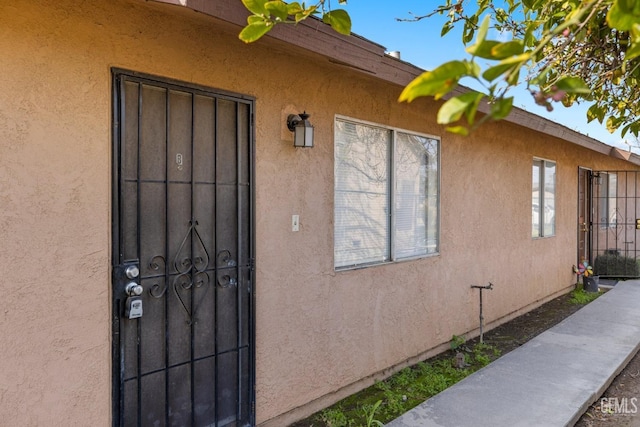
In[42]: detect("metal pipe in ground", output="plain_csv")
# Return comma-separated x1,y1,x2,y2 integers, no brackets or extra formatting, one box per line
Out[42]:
471,283,494,343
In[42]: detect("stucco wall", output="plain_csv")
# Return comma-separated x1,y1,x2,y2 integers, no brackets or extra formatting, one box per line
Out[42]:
0,0,637,425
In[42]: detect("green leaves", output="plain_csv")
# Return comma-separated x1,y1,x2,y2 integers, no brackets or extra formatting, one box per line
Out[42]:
239,20,273,43
437,91,484,125
621,122,640,138
239,0,278,42
522,0,544,11
465,15,524,61
467,40,524,60
554,76,590,94
606,115,624,133
606,0,640,69
587,104,606,124
475,14,491,45
490,96,513,120
445,126,470,136
625,24,640,61
401,8,526,133
607,0,640,31
323,9,351,35
265,1,289,20
399,61,470,102
238,0,349,43
482,53,529,82
490,41,525,59
241,0,268,15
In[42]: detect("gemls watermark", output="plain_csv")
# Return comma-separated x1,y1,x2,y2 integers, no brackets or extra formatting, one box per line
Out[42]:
600,397,639,415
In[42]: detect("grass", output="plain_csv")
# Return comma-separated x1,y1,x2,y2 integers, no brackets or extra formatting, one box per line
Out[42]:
569,288,602,305
311,339,501,426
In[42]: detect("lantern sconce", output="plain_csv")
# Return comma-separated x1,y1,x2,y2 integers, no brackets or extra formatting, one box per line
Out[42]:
592,171,602,185
287,112,314,148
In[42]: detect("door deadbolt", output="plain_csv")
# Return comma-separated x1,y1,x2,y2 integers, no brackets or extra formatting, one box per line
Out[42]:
125,265,140,279
125,282,143,296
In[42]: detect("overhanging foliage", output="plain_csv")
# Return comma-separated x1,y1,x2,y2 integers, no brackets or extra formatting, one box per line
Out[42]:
240,0,640,137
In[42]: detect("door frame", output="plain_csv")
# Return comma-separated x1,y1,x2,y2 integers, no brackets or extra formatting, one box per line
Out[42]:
577,167,592,265
110,68,256,426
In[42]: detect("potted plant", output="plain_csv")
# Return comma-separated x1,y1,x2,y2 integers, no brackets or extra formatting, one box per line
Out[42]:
573,259,599,292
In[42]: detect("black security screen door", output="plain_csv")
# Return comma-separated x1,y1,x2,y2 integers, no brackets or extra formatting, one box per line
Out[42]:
590,170,640,278
112,70,255,426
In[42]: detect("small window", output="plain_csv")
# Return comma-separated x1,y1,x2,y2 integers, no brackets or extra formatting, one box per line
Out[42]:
334,118,439,269
532,159,556,238
597,172,617,228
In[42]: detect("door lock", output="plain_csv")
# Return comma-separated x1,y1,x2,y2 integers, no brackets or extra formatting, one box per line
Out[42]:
125,296,143,319
125,265,140,279
117,262,144,319
580,222,588,232
125,282,143,296
124,282,144,319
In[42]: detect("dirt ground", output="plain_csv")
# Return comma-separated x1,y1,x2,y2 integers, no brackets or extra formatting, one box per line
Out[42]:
479,292,585,355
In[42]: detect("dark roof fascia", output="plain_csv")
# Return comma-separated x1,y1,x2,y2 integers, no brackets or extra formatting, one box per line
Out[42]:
450,86,640,165
148,0,640,166
148,0,429,85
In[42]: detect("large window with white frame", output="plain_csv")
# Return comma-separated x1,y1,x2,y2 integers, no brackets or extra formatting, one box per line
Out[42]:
334,117,439,269
532,158,556,238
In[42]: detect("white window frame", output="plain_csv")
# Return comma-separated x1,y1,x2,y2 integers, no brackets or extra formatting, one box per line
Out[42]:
532,158,556,238
334,115,440,270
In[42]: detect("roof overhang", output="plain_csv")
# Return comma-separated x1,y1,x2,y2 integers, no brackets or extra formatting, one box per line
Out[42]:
148,0,640,166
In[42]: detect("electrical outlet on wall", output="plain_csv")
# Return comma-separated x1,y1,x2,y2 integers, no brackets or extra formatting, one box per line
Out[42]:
292,215,300,232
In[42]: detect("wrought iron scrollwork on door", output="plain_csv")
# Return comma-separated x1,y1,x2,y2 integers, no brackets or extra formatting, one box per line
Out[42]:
172,220,211,324
145,222,240,323
149,255,167,298
217,274,237,288
146,221,211,324
216,249,238,288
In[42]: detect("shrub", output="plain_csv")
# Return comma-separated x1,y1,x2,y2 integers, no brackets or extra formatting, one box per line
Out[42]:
594,253,640,277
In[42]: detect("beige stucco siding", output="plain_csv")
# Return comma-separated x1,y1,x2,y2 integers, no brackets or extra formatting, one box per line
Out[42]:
0,0,637,425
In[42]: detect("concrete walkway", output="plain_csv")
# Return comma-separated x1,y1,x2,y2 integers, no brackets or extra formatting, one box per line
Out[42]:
387,280,640,427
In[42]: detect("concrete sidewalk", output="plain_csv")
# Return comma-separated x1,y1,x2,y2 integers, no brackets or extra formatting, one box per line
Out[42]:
387,280,640,427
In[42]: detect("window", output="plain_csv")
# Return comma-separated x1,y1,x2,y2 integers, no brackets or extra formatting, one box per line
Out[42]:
334,118,439,269
597,172,617,228
532,159,556,238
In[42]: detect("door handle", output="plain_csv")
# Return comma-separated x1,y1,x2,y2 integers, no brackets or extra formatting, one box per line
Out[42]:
124,282,144,319
580,223,588,232
125,282,143,296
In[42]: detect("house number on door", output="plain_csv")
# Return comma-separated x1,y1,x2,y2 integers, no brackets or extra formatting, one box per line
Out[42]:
176,153,183,171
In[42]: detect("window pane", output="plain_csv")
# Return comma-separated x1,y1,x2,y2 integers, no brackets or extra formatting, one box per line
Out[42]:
334,121,390,268
598,173,609,227
609,173,617,226
532,160,542,237
394,133,439,258
543,161,556,236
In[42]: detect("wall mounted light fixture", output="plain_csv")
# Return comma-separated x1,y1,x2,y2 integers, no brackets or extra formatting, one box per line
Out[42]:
592,171,602,185
287,112,314,148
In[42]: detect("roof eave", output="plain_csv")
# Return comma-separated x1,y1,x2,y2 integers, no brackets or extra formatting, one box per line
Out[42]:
148,0,640,166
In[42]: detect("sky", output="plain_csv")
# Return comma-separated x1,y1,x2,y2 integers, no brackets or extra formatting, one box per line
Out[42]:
344,0,640,154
